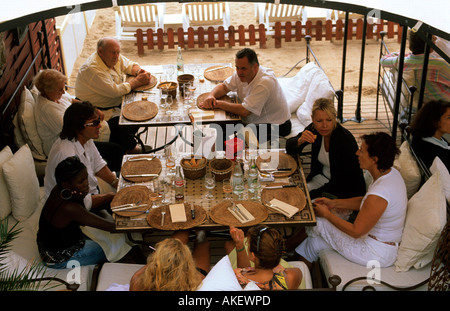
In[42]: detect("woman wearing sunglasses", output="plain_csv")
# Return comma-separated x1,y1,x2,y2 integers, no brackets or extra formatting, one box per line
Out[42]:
227,225,303,290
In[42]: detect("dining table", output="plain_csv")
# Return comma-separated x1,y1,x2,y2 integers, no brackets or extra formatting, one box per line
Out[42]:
112,148,317,234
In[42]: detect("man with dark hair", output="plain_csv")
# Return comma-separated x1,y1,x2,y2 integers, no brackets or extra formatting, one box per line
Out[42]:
199,48,291,144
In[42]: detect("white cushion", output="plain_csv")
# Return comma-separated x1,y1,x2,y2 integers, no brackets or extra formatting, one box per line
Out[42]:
277,62,320,114
394,141,421,199
429,157,450,205
287,261,313,289
197,255,242,291
2,144,40,221
96,262,144,291
395,170,447,272
319,249,430,291
17,87,46,161
0,146,13,219
296,68,335,127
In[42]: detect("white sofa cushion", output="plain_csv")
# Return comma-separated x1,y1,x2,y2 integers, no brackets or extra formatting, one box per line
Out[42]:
395,170,447,271
2,144,40,222
197,255,243,291
394,141,421,199
0,146,13,219
430,157,450,205
97,262,144,291
319,248,430,291
17,87,46,161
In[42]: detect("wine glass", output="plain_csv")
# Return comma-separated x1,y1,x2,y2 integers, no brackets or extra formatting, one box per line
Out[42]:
204,171,216,200
165,146,176,177
166,95,174,117
167,66,175,81
183,83,192,109
149,192,159,209
159,176,171,205
222,178,232,200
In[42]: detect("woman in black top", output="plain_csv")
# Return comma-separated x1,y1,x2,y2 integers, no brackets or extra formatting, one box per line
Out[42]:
286,98,366,200
37,156,115,269
410,100,450,171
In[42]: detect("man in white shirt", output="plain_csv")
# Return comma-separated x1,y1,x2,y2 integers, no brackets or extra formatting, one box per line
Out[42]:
75,37,152,153
199,48,291,144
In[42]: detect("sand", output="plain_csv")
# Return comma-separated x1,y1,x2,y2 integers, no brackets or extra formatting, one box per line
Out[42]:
68,3,402,103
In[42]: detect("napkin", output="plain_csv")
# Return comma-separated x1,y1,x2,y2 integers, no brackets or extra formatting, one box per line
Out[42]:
269,199,299,218
227,203,255,224
169,204,187,223
191,109,215,120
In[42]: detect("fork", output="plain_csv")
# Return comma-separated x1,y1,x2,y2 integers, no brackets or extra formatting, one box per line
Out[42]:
161,208,166,227
128,157,155,162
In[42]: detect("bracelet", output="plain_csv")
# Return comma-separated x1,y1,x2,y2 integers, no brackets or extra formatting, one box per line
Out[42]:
111,178,119,187
236,246,245,253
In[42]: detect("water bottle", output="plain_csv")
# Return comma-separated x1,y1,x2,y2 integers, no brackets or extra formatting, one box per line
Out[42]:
247,157,260,200
174,165,185,201
232,159,244,199
176,46,184,75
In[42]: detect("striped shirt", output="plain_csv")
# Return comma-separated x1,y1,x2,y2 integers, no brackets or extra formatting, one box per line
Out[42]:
380,52,450,102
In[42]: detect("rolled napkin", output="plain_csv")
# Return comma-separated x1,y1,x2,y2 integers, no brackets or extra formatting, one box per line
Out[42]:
269,199,299,218
227,203,255,224
169,204,187,223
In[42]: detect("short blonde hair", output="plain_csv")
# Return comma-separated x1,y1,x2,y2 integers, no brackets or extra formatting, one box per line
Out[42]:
311,98,337,120
33,69,67,94
133,238,202,291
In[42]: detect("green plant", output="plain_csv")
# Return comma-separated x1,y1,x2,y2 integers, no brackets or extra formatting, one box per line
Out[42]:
0,219,54,291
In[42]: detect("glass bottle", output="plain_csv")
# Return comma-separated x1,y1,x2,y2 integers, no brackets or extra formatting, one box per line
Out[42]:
174,165,185,202
176,46,184,75
232,159,244,200
247,157,260,200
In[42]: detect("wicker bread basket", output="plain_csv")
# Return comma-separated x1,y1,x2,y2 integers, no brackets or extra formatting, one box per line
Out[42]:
209,158,233,181
180,156,207,180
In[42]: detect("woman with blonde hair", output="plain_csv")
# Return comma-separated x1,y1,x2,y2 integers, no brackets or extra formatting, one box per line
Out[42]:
130,231,210,291
286,98,366,201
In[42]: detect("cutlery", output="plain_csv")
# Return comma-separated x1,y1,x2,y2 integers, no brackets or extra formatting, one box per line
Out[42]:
205,66,230,73
233,202,248,221
127,157,155,162
275,168,292,171
122,173,159,178
190,203,195,219
112,204,148,212
263,184,297,190
161,210,166,226
134,90,156,94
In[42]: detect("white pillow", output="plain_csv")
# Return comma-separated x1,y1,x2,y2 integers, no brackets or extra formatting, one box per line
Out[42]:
393,141,421,199
197,255,242,291
277,62,320,113
17,87,46,161
2,144,40,222
296,68,335,126
429,157,450,205
395,170,447,272
0,146,13,219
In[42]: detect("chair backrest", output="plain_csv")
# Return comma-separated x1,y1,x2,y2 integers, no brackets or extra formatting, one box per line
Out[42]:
183,2,230,28
116,4,162,28
265,3,304,24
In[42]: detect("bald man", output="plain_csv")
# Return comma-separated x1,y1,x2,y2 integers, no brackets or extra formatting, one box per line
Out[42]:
75,37,151,153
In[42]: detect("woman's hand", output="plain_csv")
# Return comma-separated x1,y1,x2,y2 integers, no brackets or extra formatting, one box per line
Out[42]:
313,202,332,218
229,226,245,249
297,130,317,145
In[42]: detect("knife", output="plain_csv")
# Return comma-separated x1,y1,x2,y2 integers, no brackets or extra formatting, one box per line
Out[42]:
123,173,159,177
205,66,230,73
190,204,195,219
133,90,156,94
275,168,292,171
264,184,297,189
233,203,248,221
111,204,148,212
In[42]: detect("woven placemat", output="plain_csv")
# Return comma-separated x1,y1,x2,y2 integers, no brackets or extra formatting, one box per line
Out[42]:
196,92,233,110
111,185,151,217
204,65,234,82
256,152,297,177
122,100,158,122
261,183,306,214
147,204,207,230
210,200,268,227
121,156,162,182
126,74,158,91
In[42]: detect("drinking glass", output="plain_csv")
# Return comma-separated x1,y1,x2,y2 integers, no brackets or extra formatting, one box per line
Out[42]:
160,89,168,109
166,95,174,117
167,66,175,81
204,172,216,200
183,83,193,109
165,146,176,177
222,178,233,200
149,192,159,209
159,176,171,205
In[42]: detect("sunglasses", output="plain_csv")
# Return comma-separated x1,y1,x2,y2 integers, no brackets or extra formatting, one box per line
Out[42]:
84,118,101,127
256,227,269,253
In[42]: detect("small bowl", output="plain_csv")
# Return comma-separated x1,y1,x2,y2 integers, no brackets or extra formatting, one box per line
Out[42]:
177,74,194,96
157,81,177,98
209,158,233,181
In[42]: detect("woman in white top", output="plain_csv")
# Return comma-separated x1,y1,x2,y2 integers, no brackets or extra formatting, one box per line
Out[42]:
293,132,408,268
34,69,78,156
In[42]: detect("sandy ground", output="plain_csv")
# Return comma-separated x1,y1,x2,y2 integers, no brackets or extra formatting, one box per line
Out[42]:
68,4,402,102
